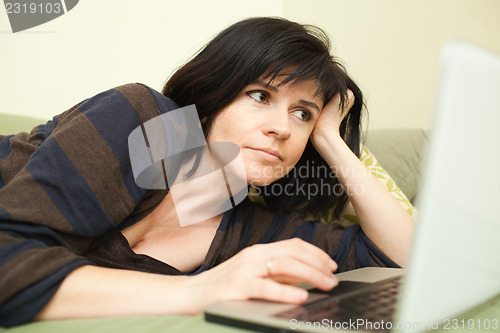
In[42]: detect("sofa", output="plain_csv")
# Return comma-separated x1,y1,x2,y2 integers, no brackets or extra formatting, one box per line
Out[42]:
1,113,496,332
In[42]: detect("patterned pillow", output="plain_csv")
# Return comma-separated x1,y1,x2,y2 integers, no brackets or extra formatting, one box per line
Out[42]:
335,147,415,226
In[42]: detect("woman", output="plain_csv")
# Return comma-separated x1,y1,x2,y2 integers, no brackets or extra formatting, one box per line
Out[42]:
0,17,413,326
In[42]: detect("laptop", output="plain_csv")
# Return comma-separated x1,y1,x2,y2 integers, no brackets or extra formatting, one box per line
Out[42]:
204,40,500,332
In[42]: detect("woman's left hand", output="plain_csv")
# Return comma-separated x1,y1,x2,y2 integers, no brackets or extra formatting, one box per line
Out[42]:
310,90,354,152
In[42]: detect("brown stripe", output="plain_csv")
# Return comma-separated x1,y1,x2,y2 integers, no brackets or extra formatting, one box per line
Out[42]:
0,131,43,186
114,83,170,215
0,232,25,246
311,222,345,254
52,108,136,226
204,203,257,266
341,241,358,272
203,229,226,267
370,250,389,267
0,246,82,305
245,204,276,246
53,102,84,126
314,224,359,272
205,220,245,266
0,169,73,233
274,214,307,241
114,83,163,124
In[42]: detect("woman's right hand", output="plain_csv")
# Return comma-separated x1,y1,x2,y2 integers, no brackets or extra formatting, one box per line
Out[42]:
34,238,338,321
184,238,338,314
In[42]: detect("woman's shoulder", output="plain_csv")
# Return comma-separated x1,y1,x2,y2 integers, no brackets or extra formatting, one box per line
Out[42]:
49,83,181,138
112,83,179,110
81,83,179,118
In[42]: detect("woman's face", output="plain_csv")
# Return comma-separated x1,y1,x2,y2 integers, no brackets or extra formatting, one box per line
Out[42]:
207,77,324,186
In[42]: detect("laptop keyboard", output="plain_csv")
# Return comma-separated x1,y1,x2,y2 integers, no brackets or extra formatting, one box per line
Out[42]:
274,277,402,332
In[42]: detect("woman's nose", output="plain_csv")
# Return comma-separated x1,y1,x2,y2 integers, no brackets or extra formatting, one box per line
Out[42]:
262,108,291,140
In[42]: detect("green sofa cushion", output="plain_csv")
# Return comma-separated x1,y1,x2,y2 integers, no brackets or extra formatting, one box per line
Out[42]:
364,128,428,203
0,113,46,135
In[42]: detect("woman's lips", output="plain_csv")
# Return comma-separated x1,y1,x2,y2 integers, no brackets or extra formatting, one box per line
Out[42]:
248,147,282,162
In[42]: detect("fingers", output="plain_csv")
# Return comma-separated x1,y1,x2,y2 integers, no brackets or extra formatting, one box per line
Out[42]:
345,89,355,110
313,90,355,141
247,278,309,304
238,238,338,293
248,238,338,277
325,89,355,118
265,256,338,291
199,238,340,308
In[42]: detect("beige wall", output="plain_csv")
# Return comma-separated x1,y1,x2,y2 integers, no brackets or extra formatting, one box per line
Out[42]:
285,0,500,129
1,0,499,130
0,0,284,120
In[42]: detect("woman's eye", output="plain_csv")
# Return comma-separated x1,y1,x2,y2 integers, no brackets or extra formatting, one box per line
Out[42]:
247,91,269,103
291,110,311,122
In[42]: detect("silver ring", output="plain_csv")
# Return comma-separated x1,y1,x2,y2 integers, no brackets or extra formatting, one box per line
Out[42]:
266,259,273,277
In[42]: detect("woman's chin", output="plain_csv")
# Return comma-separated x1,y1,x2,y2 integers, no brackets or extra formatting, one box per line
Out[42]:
244,164,291,187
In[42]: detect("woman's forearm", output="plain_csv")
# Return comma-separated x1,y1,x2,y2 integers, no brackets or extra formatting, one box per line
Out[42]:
34,238,339,322
317,135,414,267
34,265,200,321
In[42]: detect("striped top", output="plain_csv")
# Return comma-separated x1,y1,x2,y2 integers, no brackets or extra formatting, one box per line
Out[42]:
0,83,397,327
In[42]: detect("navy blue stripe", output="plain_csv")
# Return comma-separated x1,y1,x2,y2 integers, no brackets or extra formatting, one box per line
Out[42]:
330,225,357,273
292,221,318,243
217,195,253,232
0,259,90,327
0,220,69,247
190,264,209,276
93,203,156,245
238,204,254,250
0,135,14,160
33,117,57,141
0,205,12,220
25,137,114,237
234,197,250,224
217,204,235,232
357,231,399,268
0,135,13,188
0,135,13,189
0,239,46,267
355,231,373,268
145,85,181,113
78,86,182,204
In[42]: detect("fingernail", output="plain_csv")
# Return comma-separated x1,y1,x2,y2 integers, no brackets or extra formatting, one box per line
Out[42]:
324,276,337,288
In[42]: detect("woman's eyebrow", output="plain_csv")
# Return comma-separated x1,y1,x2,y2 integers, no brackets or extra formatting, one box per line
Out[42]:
253,80,320,112
299,99,320,113
254,80,279,92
